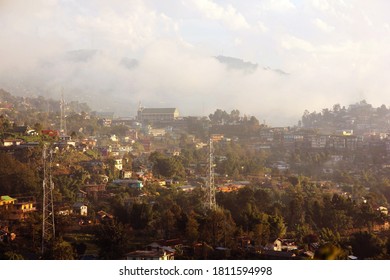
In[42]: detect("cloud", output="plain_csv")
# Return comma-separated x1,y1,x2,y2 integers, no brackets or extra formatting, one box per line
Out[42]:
257,21,268,33
281,35,315,52
314,18,335,33
260,0,295,12
190,0,250,30
309,0,353,23
2,0,390,126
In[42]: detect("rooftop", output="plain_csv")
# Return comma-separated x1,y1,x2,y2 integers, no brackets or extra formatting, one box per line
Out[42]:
140,108,178,114
1,195,16,202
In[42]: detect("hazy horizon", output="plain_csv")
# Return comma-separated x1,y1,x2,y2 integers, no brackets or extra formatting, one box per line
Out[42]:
1,0,390,126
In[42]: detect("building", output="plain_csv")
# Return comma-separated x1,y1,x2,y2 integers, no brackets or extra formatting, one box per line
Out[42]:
125,250,174,260
1,139,23,147
126,242,175,260
0,195,16,208
0,196,36,221
72,202,88,216
137,107,179,123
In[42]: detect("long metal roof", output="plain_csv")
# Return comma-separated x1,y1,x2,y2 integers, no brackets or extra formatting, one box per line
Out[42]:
140,108,178,114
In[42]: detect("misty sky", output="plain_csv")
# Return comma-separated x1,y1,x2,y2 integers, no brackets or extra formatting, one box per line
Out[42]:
1,0,390,125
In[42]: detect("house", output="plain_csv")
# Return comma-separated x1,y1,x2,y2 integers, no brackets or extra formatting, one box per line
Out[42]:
310,135,328,149
83,184,106,201
125,250,174,260
120,170,132,179
0,195,16,209
113,179,143,189
56,204,72,216
210,134,224,142
272,161,290,171
79,138,97,150
72,202,88,216
41,130,59,138
126,241,175,260
264,238,282,251
1,197,37,221
114,158,123,170
96,112,114,127
2,139,23,147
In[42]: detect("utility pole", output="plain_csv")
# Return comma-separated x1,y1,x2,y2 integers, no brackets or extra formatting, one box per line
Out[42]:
42,144,55,256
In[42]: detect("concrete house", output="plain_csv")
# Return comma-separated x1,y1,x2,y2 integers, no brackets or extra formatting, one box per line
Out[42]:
72,202,88,216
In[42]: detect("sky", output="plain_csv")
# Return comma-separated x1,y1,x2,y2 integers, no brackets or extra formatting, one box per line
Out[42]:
1,0,390,125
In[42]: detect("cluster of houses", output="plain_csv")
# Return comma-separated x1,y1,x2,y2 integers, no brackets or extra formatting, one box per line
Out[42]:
2,103,390,259
0,195,36,221
124,236,339,260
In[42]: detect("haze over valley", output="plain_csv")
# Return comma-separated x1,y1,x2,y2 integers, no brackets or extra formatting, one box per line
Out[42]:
1,0,390,125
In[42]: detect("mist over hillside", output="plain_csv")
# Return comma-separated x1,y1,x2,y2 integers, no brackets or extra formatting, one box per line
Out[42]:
0,47,299,124
1,0,390,126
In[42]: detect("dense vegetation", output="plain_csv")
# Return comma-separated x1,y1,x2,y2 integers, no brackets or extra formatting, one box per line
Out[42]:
1,89,390,260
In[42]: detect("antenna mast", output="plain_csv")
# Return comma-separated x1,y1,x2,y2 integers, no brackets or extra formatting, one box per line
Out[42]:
60,89,66,136
42,144,55,256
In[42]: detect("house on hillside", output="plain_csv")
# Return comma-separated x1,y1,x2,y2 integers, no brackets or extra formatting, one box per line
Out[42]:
1,196,36,221
264,239,282,251
126,242,175,260
0,195,16,210
72,202,88,216
83,184,107,201
1,139,23,147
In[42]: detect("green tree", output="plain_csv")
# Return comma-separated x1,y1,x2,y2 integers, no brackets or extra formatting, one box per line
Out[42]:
43,237,76,260
0,152,40,195
201,208,236,247
268,214,287,241
314,243,347,260
95,220,133,259
349,232,386,259
149,152,185,179
185,211,200,243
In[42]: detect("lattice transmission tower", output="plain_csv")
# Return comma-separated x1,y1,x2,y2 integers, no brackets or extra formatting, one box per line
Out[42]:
59,90,67,137
42,144,55,255
204,138,217,210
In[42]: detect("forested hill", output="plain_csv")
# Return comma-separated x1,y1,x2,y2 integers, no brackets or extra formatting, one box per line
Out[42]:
300,100,390,133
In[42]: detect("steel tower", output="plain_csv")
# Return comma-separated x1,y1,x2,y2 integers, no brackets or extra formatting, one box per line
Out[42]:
42,145,55,255
205,138,216,210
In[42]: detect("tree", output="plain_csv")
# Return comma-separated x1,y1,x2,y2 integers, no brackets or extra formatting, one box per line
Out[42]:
149,152,185,179
201,208,236,247
349,232,386,259
0,152,40,195
268,215,287,241
129,203,154,230
314,243,347,260
252,214,271,247
185,211,200,243
95,220,133,259
43,237,76,260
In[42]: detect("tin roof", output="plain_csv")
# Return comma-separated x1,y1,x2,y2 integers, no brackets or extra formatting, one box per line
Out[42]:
141,108,178,114
1,195,16,202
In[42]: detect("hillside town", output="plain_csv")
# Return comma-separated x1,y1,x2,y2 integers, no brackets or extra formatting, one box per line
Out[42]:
1,89,390,260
